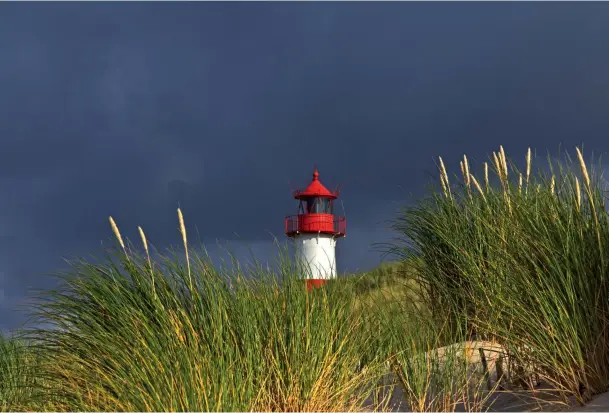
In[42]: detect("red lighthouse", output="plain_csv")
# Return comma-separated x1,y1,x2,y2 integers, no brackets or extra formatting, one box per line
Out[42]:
285,169,346,291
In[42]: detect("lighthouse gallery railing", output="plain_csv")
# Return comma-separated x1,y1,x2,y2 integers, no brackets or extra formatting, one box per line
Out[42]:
285,215,346,236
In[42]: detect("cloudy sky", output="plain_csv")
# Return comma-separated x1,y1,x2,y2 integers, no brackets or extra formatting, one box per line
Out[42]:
2,2,609,333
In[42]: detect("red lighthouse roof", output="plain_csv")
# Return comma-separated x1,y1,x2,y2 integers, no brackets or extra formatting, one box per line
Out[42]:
285,168,346,238
293,169,339,199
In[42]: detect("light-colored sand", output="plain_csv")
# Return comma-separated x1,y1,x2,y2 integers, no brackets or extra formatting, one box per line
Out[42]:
365,340,609,411
573,392,609,412
368,340,565,412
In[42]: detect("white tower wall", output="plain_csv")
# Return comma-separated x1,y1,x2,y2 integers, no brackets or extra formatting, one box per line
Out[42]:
294,234,337,279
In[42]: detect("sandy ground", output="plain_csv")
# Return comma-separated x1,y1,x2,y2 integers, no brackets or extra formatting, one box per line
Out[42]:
572,392,609,412
370,379,609,412
364,341,609,412
368,375,570,412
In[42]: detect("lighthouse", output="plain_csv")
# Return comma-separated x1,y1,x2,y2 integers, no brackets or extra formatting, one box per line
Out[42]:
285,169,346,291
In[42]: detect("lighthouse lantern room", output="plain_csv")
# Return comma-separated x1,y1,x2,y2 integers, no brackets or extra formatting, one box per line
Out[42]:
285,169,346,291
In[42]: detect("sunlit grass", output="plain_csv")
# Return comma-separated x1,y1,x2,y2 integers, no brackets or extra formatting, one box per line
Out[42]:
4,145,609,411
389,145,609,405
9,210,389,411
0,209,499,412
0,335,33,410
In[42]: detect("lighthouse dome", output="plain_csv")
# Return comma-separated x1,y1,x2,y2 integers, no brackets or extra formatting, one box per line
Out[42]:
293,169,338,199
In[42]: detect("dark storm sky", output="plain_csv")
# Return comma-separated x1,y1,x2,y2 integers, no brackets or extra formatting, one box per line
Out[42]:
2,2,609,333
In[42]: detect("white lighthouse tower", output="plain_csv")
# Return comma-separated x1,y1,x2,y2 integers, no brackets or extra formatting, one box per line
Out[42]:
285,169,346,291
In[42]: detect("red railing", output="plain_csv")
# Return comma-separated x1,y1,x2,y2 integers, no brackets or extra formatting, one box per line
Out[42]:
285,214,346,237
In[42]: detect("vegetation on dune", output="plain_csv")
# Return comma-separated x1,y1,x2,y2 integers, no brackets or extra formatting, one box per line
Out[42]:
10,212,391,412
0,334,45,410
0,214,492,412
1,144,609,412
389,145,609,405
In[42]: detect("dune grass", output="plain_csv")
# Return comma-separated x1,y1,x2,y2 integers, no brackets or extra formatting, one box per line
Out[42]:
0,334,47,411
388,145,609,406
0,210,499,412
7,211,396,412
350,262,503,412
3,144,608,412
345,262,424,316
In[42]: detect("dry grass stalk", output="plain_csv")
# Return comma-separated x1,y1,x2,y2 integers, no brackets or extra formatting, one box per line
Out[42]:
177,208,192,289
463,155,471,188
499,145,508,180
499,145,512,214
492,152,502,182
526,147,532,185
575,147,591,192
138,226,156,297
470,174,486,202
440,176,449,198
550,175,555,196
575,147,604,273
439,157,452,200
519,173,523,194
109,216,129,261
575,177,581,211
461,156,472,200
460,161,465,183
493,148,511,212
138,226,151,268
484,162,489,193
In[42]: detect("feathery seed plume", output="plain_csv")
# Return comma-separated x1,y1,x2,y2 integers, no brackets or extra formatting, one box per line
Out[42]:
109,216,128,260
484,162,489,193
460,160,465,182
519,173,523,194
438,156,451,199
575,147,604,274
463,154,470,188
138,226,155,296
470,174,486,202
575,147,591,191
575,177,581,210
177,208,191,288
138,226,152,269
499,145,508,180
440,176,448,198
493,152,504,185
526,147,532,184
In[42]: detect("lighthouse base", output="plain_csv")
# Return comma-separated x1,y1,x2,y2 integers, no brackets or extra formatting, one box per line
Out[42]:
306,279,328,292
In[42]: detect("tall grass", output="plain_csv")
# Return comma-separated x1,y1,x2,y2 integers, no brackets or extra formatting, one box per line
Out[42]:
15,210,387,411
0,207,500,412
0,334,47,410
7,145,603,410
384,311,498,412
389,146,609,405
352,263,502,412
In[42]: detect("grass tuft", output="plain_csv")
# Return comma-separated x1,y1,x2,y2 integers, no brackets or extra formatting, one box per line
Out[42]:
7,218,389,411
388,145,609,406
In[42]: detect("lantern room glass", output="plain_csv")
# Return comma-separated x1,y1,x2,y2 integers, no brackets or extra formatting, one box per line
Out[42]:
303,197,333,214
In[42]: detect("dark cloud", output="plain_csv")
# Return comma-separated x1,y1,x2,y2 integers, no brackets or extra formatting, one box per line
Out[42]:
2,2,609,332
